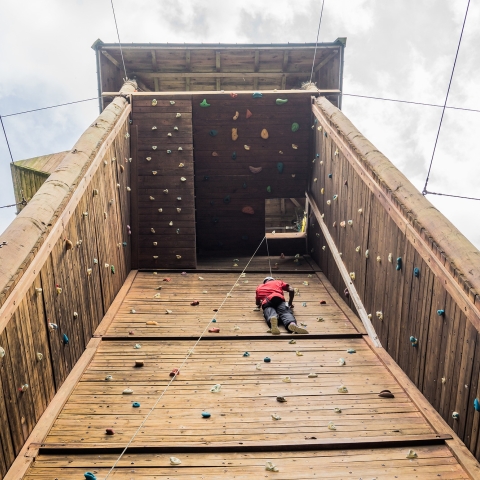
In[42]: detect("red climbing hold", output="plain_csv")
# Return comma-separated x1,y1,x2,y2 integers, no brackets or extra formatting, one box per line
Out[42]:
170,368,180,377
246,109,253,119
241,206,255,215
209,327,220,333
191,300,200,306
105,428,115,435
129,330,135,335
230,92,238,98
320,300,327,305
280,253,285,259
163,278,171,282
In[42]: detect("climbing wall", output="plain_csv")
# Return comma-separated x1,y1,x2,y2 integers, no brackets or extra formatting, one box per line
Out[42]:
192,92,312,254
130,96,196,269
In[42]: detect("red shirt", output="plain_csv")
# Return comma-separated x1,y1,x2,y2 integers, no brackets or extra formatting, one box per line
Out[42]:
256,280,290,305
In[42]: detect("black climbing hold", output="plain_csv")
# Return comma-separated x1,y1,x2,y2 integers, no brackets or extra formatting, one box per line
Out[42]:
324,132,328,137
396,257,402,271
410,336,418,347
242,182,247,189
204,176,209,181
212,217,219,224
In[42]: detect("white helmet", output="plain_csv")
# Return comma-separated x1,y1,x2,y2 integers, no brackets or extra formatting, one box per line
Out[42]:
263,276,275,284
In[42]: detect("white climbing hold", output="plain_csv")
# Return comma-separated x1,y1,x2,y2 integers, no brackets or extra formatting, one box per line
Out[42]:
166,309,173,314
328,421,336,430
358,208,363,213
256,363,262,370
133,344,141,349
365,249,369,258
338,386,348,393
442,377,446,384
176,113,182,118
180,177,186,182
169,100,176,105
338,358,346,366
0,347,5,358
178,147,183,151
308,373,318,378
105,375,113,381
146,157,152,161
210,384,222,393
334,407,342,414
130,308,136,314
150,196,155,201
388,253,393,262
153,293,161,298
271,414,281,421
355,246,361,253
347,220,353,225
123,388,133,394
377,256,381,262
322,246,326,251
152,146,157,150
233,325,240,331
170,456,181,465
152,99,157,106
282,376,291,383
265,461,279,472
376,311,384,320
36,352,43,361
198,276,204,280
320,187,324,194
406,449,418,459
35,287,43,294
169,221,173,226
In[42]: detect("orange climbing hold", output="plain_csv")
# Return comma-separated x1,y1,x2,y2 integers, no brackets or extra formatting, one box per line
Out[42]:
209,327,220,333
242,206,255,215
246,109,253,119
163,278,171,282
170,368,180,377
191,300,200,306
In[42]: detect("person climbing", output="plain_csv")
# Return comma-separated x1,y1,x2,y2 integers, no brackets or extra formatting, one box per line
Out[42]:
255,277,308,335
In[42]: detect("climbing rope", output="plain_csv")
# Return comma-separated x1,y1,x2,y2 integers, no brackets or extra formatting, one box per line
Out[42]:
309,0,326,85
103,236,268,479
109,0,128,80
265,234,273,277
0,116,14,163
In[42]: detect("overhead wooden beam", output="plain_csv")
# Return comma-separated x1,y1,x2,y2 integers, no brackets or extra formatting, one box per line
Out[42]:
314,50,337,72
151,50,158,72
185,77,190,91
281,74,286,90
254,50,259,72
283,50,289,72
186,50,191,71
133,71,313,79
153,77,160,91
102,50,120,69
216,78,221,91
215,51,221,72
289,198,302,209
253,77,258,90
135,77,152,92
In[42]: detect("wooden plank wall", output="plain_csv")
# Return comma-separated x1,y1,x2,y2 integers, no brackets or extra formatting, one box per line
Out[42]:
0,117,131,479
192,92,312,255
130,95,196,269
306,97,480,461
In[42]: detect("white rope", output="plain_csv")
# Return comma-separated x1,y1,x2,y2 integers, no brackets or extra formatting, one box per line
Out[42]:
309,0,326,84
265,234,273,277
104,236,267,478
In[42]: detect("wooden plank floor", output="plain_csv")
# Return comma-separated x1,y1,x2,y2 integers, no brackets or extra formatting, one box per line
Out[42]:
21,257,471,479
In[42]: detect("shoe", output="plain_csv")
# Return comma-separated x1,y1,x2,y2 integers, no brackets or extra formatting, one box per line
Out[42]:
288,323,309,334
270,317,280,335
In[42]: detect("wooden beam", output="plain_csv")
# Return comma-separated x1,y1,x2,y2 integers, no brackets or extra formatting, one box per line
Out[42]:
185,77,190,91
283,50,289,72
151,50,158,72
307,191,381,347
135,77,152,92
280,198,285,214
102,89,338,97
254,50,259,72
281,74,286,90
314,51,337,72
253,77,258,90
289,198,301,209
153,77,160,91
132,71,314,79
216,78,221,91
185,50,191,71
215,51,221,72
101,50,120,69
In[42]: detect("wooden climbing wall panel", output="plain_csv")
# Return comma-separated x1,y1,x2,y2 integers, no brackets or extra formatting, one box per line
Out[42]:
130,95,196,270
307,97,480,462
0,112,131,478
20,259,476,479
192,91,312,255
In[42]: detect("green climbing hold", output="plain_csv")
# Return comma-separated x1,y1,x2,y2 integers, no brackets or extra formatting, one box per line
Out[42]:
200,99,211,107
291,122,300,132
267,186,272,193
277,162,284,174
242,182,247,189
111,265,115,274
209,129,218,137
276,98,288,105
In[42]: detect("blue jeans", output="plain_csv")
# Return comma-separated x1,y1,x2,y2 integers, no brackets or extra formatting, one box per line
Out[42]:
262,297,296,329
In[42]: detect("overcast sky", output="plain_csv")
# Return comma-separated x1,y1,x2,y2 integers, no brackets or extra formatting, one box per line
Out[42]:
0,0,478,248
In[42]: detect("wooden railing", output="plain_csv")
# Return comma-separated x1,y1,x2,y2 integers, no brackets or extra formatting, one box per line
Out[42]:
307,96,480,460
0,81,135,478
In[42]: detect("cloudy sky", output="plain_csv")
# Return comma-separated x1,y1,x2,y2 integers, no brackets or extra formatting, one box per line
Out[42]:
0,0,478,248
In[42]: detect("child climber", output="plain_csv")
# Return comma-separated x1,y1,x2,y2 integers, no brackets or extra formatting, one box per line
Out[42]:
255,277,309,335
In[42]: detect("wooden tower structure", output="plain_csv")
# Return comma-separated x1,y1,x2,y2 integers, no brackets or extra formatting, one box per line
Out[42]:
0,41,479,479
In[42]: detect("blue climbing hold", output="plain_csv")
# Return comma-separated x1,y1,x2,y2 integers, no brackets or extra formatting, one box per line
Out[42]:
63,334,69,345
122,241,127,247
212,319,217,323
396,257,402,271
414,267,420,277
223,195,231,204
132,402,140,408
232,151,237,160
328,173,332,178
314,118,318,124
264,357,271,363
202,411,211,418
84,473,97,480
410,336,418,347
437,309,445,316
242,182,247,189
253,92,263,98
474,398,480,412
209,129,218,137
277,162,284,174
204,176,209,181
316,153,320,158
243,352,250,357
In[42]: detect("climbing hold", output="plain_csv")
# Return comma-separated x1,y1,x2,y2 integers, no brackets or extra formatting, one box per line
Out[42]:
376,256,381,262
170,368,180,377
347,220,353,226
84,472,97,480
267,186,272,193
249,166,262,174
289,339,296,344
277,162,284,173
87,268,92,276
338,358,346,366
340,221,345,228
260,128,269,140
56,284,62,294
253,92,263,98
174,126,179,131
452,411,460,420
291,122,300,132
233,111,239,120
180,177,186,182
365,249,369,259
271,414,281,421
279,150,283,154
135,360,144,367
63,334,69,345
244,145,251,150
379,389,395,398
410,336,418,347
0,347,5,358
302,302,307,307
164,189,169,194
256,363,263,370
35,287,43,294
232,128,238,141
134,344,141,349
326,200,331,205
320,188,324,194
209,129,218,136
49,323,58,330
246,109,253,118
320,300,327,305
334,407,342,414
474,398,480,412
36,352,43,361
337,386,348,393
65,238,73,251
437,309,445,316
328,173,332,178
230,92,238,98
276,396,287,403
283,376,292,382
328,421,337,431
264,357,271,363
201,411,211,418
344,288,349,298
292,144,298,149
132,402,141,408
242,206,255,215
223,195,231,204
308,373,318,378
152,146,158,150
265,461,279,472
176,255,182,259
243,352,250,357
376,311,384,320
396,257,402,271
150,196,155,201
347,348,356,354
152,171,157,176
152,99,157,106
296,351,303,356
18,384,29,392
178,147,183,151
209,327,220,333
167,149,172,154
210,384,222,393
170,457,182,465
200,99,210,107
166,309,173,314
169,100,175,105
276,98,288,105
232,151,237,160
349,272,355,280
105,428,115,435
111,265,115,274
414,267,420,277
406,449,418,459
317,317,324,322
